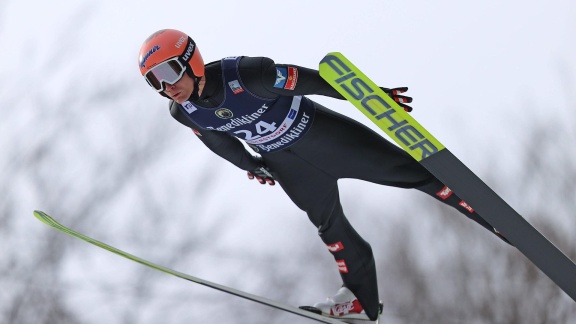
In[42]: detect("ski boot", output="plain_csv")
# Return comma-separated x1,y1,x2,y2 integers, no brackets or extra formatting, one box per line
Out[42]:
300,287,382,323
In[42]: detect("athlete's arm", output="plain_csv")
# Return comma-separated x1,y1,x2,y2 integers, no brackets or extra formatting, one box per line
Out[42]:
239,57,345,99
169,101,261,171
239,57,413,111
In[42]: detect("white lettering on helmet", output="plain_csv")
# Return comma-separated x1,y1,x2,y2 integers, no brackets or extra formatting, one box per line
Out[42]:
182,42,194,61
175,36,187,48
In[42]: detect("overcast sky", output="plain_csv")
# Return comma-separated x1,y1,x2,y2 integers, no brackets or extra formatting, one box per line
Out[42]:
1,1,575,321
3,0,574,158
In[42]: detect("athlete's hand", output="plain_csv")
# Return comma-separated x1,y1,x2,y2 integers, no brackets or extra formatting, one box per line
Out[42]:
380,87,413,112
247,165,276,186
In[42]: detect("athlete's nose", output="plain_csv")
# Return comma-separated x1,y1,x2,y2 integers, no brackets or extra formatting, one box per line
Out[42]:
164,82,176,92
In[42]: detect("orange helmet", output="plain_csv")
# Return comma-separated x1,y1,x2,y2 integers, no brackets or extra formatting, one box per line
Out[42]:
138,29,205,87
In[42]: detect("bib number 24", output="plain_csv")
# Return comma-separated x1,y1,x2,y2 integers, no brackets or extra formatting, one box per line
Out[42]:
234,120,277,141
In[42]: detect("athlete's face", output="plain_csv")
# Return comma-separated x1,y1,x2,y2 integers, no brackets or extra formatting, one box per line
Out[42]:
163,73,195,104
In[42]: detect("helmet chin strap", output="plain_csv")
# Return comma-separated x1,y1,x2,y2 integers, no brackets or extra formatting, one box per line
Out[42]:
190,76,202,101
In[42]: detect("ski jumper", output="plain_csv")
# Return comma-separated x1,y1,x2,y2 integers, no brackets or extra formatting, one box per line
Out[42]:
169,56,507,320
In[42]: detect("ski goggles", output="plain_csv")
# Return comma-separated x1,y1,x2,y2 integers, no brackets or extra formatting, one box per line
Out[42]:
144,57,187,92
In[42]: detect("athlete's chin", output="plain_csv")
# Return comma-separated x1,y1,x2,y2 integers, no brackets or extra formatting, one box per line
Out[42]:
169,92,186,103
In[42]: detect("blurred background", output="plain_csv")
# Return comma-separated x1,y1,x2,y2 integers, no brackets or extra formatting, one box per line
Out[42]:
1,0,575,323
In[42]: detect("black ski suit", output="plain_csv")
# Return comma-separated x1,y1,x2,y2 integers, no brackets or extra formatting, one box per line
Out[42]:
168,56,506,320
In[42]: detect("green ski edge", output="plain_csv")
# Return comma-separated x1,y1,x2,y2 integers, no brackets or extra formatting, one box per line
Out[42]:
319,52,445,162
33,210,344,324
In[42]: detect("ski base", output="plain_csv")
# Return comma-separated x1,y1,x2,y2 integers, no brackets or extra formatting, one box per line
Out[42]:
33,210,345,323
318,52,576,302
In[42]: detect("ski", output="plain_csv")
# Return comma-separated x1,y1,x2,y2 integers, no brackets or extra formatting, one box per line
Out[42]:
319,52,576,302
33,210,345,324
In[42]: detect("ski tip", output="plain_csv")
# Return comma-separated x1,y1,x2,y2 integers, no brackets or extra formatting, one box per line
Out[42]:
33,210,43,220
319,52,345,66
322,51,342,55
33,210,49,220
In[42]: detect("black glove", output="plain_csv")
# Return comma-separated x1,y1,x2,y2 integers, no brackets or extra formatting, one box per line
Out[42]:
380,87,413,112
247,164,276,186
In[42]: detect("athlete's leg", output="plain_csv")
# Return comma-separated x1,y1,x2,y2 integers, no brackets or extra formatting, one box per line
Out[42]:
263,150,380,321
290,103,510,244
414,178,512,244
